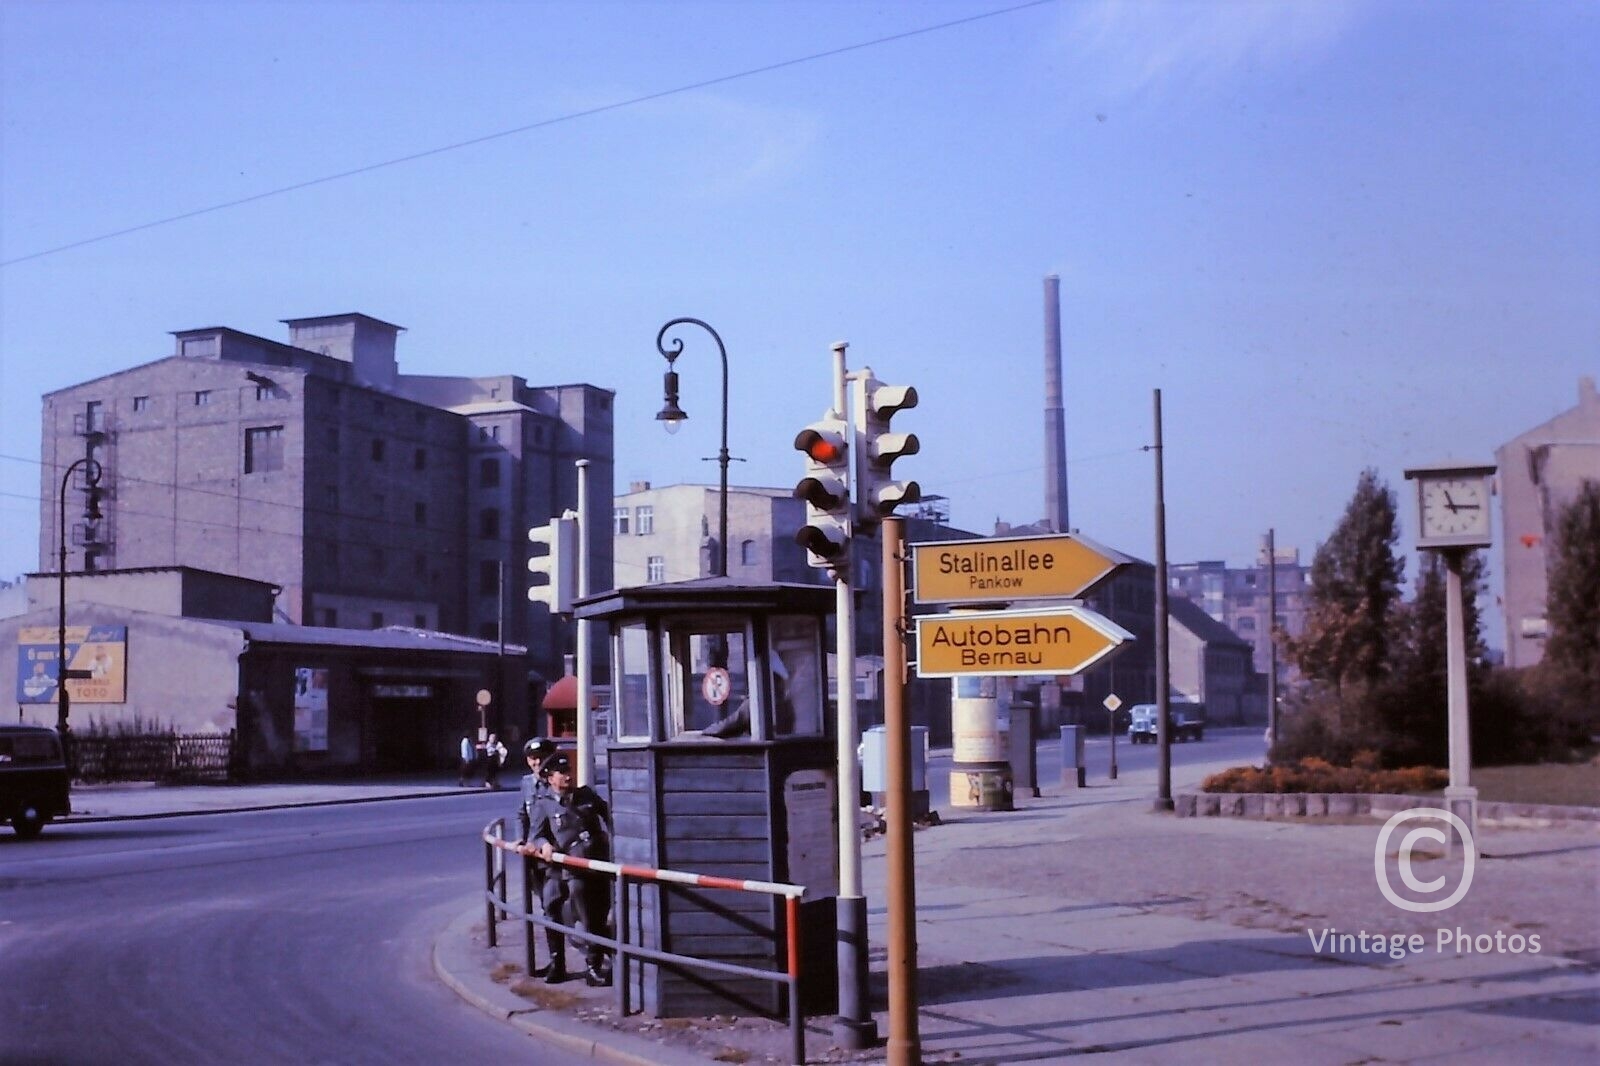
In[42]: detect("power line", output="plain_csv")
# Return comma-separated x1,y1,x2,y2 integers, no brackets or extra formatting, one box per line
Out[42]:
1,0,1054,268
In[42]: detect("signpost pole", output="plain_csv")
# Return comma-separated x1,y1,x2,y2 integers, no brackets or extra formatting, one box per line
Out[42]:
881,516,920,1065
576,459,594,788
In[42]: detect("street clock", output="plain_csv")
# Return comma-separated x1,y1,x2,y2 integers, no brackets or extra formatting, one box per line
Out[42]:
1403,462,1496,551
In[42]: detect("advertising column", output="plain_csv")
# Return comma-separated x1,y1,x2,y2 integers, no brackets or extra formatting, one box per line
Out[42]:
949,674,1012,811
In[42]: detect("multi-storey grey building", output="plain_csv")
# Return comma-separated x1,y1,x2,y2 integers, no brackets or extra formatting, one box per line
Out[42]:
1496,376,1600,667
39,313,612,683
1168,540,1308,689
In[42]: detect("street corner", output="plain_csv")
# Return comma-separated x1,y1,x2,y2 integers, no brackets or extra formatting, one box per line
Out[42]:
438,905,883,1066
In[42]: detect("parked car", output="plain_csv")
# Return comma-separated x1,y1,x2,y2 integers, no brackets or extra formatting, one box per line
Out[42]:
1127,703,1205,744
0,725,72,837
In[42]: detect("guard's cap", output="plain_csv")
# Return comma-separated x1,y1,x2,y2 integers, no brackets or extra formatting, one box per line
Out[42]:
523,736,556,759
539,752,571,777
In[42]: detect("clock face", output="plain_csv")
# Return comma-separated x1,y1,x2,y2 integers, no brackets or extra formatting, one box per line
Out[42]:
1420,477,1490,539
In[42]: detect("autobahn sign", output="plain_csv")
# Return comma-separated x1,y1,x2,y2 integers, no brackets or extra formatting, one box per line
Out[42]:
914,606,1133,679
912,533,1120,605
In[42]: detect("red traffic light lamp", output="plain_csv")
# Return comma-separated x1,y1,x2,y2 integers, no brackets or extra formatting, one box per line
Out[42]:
794,413,851,566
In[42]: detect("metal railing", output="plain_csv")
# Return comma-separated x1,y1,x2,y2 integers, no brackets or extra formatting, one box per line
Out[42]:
481,818,809,1064
69,733,234,783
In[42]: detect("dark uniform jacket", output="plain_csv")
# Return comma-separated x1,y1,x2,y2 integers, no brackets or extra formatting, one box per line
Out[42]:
517,773,554,842
528,785,612,864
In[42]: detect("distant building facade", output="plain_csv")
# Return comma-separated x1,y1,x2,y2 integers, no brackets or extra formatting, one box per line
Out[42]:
1168,539,1309,691
38,313,613,683
1496,376,1600,668
1,566,528,773
1166,596,1261,724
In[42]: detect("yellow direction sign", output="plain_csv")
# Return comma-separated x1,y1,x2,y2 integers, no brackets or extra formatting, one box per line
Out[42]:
912,533,1120,605
914,607,1134,679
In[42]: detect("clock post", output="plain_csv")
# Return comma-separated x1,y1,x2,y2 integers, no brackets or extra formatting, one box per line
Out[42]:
1403,461,1496,853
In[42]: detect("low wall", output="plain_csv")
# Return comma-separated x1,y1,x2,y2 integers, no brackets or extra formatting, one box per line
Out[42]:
1174,791,1600,830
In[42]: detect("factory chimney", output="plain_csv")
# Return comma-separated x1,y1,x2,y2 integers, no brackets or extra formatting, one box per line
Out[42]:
1043,274,1069,532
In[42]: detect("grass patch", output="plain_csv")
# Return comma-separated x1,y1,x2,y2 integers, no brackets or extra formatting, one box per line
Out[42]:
1472,762,1600,807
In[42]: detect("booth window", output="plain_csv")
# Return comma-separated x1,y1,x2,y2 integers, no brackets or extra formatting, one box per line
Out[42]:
768,614,825,737
666,620,753,738
614,622,654,741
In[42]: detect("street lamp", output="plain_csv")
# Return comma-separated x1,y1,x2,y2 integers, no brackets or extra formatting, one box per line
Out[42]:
57,456,103,742
654,317,730,577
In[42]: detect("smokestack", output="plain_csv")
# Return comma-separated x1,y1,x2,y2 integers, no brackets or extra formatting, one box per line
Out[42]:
1043,274,1069,532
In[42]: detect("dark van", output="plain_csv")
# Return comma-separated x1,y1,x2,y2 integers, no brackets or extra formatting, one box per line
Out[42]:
0,725,72,837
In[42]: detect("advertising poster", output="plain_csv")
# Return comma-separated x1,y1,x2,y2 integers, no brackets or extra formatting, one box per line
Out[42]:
293,667,330,752
16,625,128,704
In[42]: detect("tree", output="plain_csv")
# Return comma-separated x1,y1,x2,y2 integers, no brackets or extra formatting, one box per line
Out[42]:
1290,468,1405,692
1543,479,1600,712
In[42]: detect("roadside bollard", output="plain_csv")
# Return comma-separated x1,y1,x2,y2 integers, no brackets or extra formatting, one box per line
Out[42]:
1060,725,1086,788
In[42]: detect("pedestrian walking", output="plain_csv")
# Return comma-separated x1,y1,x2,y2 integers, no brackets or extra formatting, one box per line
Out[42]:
483,733,507,789
522,751,613,986
456,734,475,787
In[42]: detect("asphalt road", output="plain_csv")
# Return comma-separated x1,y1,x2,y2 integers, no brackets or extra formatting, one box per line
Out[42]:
0,791,584,1066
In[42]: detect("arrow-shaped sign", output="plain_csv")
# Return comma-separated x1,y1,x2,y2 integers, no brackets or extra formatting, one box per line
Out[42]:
914,606,1134,679
912,533,1121,605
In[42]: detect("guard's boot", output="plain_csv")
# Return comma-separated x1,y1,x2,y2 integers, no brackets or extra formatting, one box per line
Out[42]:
538,930,567,982
582,960,612,988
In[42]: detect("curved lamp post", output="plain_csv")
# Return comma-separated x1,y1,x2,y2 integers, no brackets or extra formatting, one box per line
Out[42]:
57,457,103,739
654,318,730,577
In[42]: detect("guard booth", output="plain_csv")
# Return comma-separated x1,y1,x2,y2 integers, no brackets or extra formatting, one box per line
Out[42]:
576,577,839,1019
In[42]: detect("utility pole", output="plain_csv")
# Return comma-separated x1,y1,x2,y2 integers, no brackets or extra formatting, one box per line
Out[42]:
1152,388,1173,812
1266,527,1279,754
576,459,595,788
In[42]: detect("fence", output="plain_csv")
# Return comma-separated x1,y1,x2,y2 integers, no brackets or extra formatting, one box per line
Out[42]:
69,733,235,784
481,818,809,1065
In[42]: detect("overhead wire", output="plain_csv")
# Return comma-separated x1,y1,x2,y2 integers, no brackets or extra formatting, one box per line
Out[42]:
1,0,1055,267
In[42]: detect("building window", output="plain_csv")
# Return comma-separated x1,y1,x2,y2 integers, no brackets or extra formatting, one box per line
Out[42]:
413,448,426,471
326,542,338,569
490,424,501,441
647,555,666,583
133,395,150,412
371,612,384,629
194,389,212,406
320,608,337,627
414,614,426,628
741,540,756,566
480,457,500,488
635,505,654,535
254,384,275,401
613,507,629,535
85,400,103,432
414,501,427,525
371,438,385,462
479,559,499,595
480,508,500,539
415,552,427,577
181,336,218,358
371,546,386,575
244,425,285,474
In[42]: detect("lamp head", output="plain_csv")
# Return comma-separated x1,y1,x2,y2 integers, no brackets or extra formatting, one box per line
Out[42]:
657,369,687,434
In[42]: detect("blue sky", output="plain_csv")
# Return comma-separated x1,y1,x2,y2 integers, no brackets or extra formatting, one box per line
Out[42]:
2,1,1596,641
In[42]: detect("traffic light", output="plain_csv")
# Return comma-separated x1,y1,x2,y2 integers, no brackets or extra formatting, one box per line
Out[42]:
793,411,851,567
527,512,578,614
852,370,920,531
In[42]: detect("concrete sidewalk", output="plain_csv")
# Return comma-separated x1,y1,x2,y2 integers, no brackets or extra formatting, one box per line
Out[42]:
52,763,1600,1064
62,775,490,820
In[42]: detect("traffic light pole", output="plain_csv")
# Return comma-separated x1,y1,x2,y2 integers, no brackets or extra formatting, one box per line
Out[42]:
831,341,876,1049
1152,388,1174,812
575,459,594,788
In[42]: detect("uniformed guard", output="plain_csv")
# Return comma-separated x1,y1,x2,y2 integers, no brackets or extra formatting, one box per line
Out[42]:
515,737,561,976
523,751,613,986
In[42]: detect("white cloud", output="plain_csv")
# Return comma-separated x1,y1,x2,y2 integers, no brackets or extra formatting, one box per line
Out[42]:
1063,0,1370,99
